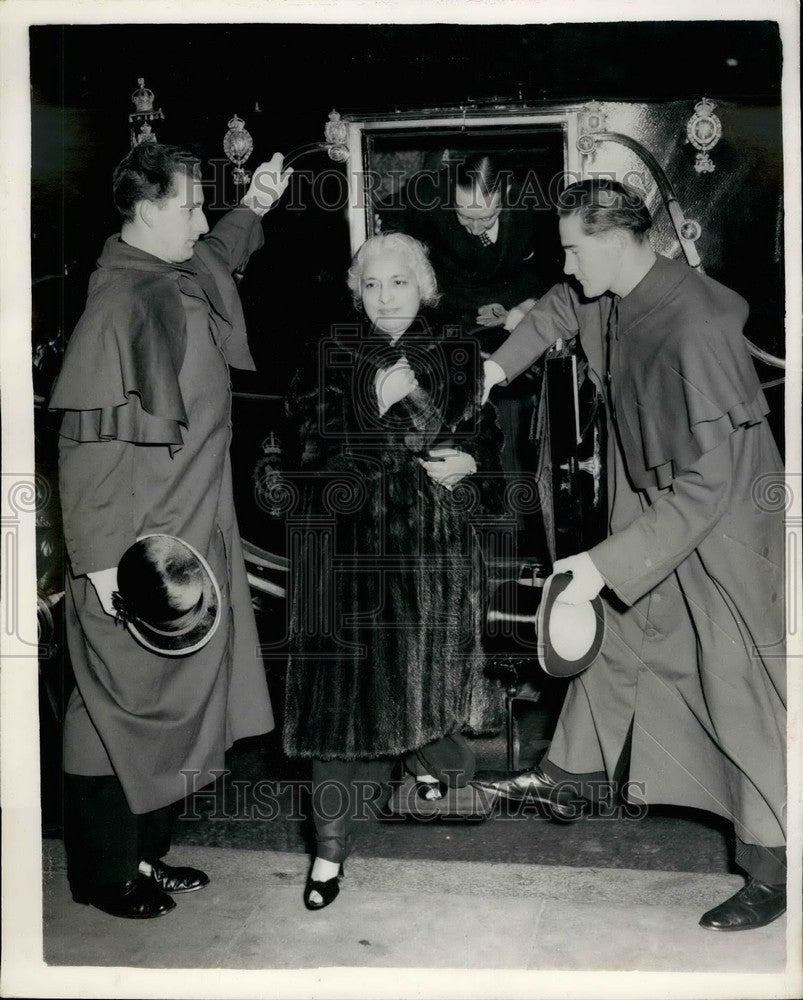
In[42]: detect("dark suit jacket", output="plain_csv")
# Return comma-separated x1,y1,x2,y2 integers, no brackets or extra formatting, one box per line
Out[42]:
379,171,557,328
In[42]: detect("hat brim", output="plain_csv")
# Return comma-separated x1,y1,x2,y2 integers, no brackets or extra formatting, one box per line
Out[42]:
536,572,605,678
125,535,221,657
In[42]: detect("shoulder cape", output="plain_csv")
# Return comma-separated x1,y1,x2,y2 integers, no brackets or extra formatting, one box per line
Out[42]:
49,232,254,450
613,256,769,490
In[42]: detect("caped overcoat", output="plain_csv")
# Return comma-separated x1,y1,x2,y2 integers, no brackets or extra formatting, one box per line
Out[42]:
491,256,786,850
49,207,274,814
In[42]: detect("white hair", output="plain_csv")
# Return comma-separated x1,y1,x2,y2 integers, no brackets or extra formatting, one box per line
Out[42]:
346,232,440,308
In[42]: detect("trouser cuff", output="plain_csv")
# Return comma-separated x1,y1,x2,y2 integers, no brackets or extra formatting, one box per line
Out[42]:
735,837,786,885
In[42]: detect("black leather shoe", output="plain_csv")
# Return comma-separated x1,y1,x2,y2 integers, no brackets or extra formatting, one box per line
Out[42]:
699,879,786,931
146,860,210,894
73,874,176,919
473,766,585,821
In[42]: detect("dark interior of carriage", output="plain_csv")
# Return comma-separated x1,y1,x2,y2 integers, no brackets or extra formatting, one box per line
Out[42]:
31,21,787,861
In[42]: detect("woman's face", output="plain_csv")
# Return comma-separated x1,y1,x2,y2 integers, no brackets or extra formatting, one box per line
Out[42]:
360,250,422,338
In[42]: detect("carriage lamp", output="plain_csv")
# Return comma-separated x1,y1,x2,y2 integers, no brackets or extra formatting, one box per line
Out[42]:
223,114,254,185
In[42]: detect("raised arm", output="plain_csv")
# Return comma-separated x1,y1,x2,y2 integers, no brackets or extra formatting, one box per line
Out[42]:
202,153,293,272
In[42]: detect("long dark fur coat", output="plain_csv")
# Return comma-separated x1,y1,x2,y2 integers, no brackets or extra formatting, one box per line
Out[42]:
282,316,506,760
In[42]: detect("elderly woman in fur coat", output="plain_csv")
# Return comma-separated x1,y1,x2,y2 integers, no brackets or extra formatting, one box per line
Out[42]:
282,233,505,909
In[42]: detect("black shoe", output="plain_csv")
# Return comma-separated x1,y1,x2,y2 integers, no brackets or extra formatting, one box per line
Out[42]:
73,874,176,919
699,879,787,931
304,864,344,911
146,859,210,894
473,766,585,821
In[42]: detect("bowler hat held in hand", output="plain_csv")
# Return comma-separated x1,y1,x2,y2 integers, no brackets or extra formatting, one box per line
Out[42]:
536,571,605,677
485,566,605,678
112,534,221,656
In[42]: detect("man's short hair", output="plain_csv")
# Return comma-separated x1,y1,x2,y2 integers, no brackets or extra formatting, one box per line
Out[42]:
112,143,202,222
450,153,511,206
557,179,652,239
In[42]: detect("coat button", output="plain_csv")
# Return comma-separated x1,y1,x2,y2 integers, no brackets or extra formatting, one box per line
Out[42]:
644,627,658,638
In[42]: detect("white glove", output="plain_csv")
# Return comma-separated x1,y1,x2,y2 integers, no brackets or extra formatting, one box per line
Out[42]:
419,447,477,491
551,551,605,605
241,153,293,215
87,566,119,617
504,297,537,331
475,303,508,327
375,359,418,416
481,358,506,405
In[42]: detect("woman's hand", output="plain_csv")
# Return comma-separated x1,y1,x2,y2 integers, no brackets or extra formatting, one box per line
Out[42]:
375,359,418,416
419,447,477,491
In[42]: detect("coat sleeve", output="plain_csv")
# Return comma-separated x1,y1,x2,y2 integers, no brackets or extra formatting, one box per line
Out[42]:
589,431,737,607
285,369,365,474
58,435,139,576
201,205,265,273
490,281,581,384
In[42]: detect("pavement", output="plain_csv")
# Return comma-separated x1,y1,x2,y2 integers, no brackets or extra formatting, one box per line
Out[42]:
33,838,797,997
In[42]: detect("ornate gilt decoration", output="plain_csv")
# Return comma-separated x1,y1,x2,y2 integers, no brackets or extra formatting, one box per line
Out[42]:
223,114,254,185
324,110,349,162
579,101,607,137
686,98,722,174
576,101,607,157
128,78,164,148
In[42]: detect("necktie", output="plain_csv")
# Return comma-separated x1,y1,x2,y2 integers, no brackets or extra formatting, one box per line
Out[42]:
605,295,620,408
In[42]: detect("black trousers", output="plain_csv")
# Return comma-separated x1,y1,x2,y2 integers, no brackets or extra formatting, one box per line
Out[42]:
63,772,174,893
312,734,476,864
312,758,395,865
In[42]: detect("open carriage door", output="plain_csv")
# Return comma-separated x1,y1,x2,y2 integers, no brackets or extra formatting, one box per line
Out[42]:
335,102,601,564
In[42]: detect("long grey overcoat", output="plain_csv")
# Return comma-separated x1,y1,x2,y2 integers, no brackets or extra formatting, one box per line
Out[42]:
49,208,274,814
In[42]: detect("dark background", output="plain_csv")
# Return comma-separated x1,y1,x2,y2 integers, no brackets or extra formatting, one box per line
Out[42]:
30,21,784,391
30,20,786,553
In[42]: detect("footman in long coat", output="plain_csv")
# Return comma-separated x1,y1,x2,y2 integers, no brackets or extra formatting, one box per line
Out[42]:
49,143,289,918
480,179,786,931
